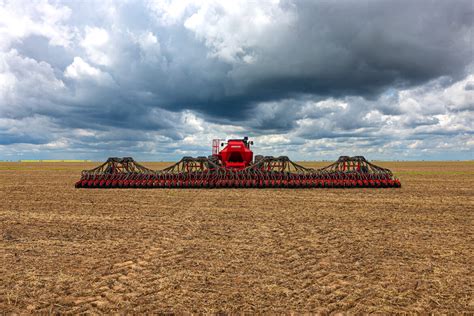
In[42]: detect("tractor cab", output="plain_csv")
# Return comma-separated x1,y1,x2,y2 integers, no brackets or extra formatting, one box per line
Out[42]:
212,137,254,169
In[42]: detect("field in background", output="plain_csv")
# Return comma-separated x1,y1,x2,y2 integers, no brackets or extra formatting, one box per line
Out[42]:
17,160,93,163
0,161,473,313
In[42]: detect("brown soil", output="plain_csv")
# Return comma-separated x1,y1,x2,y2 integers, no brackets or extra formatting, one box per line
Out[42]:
1,161,473,313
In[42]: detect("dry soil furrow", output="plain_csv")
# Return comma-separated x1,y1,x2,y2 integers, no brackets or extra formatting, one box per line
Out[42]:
1,162,473,313
68,243,162,312
259,222,332,311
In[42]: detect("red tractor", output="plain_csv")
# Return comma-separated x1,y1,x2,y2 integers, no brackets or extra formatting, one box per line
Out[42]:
75,137,401,189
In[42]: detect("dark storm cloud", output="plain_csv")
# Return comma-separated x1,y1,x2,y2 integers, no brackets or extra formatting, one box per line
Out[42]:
0,0,473,160
190,0,473,119
10,0,472,123
143,0,471,123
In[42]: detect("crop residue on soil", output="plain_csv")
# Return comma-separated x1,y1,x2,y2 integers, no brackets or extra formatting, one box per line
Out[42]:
0,161,473,313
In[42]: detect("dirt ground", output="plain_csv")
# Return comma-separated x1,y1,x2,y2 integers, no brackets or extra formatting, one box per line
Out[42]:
0,161,473,313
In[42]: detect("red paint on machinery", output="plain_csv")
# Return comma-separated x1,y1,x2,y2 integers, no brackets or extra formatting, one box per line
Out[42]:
75,136,401,189
217,138,253,169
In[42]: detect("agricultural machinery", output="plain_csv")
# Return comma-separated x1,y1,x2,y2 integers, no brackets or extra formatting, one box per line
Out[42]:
75,137,401,189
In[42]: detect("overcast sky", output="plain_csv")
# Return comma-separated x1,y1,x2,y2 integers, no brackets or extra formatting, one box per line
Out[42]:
0,0,473,161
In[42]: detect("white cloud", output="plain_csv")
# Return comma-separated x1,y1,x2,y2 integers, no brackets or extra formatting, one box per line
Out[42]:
181,111,205,132
136,31,161,62
44,138,69,148
398,75,474,114
0,49,65,116
64,56,115,86
183,0,294,63
80,26,111,66
254,134,290,145
0,0,73,50
0,71,16,99
65,56,100,78
147,0,197,25
148,0,295,63
408,140,422,149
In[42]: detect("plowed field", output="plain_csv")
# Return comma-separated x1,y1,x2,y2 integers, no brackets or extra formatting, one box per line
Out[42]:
1,161,473,313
